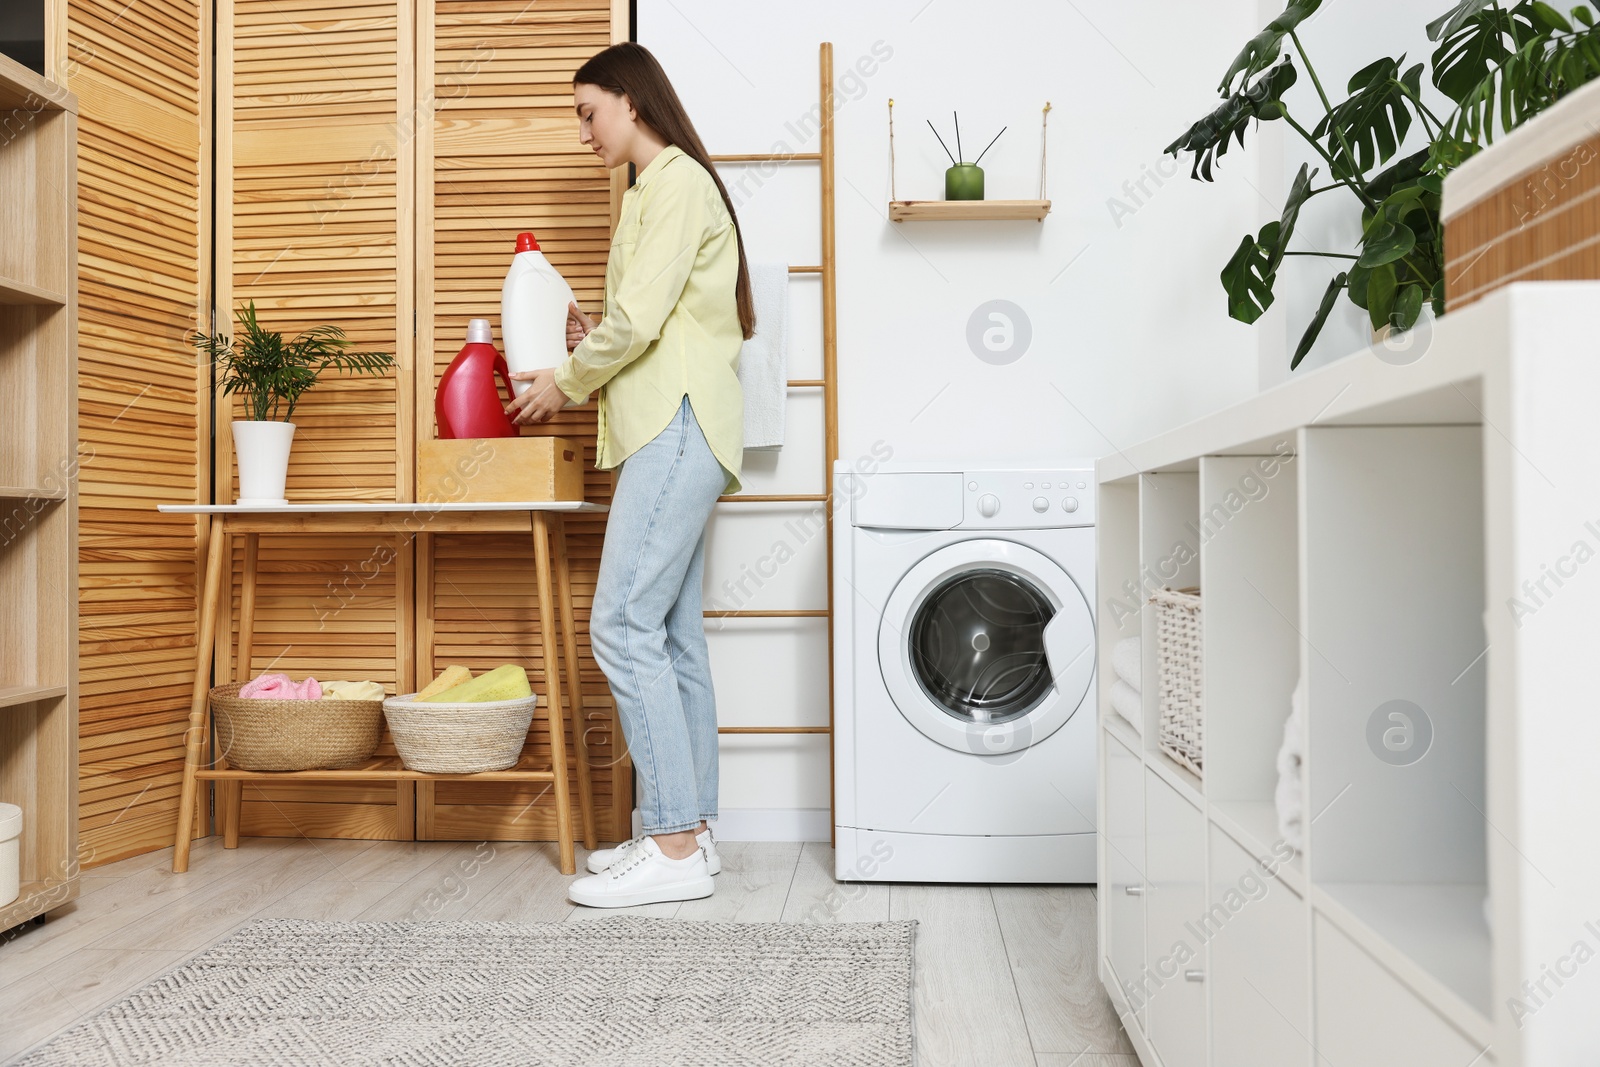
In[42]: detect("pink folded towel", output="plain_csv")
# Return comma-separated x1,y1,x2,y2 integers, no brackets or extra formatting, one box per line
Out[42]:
239,673,323,700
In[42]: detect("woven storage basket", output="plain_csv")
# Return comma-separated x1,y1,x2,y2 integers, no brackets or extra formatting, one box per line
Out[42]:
382,693,538,774
210,681,384,771
1151,587,1204,776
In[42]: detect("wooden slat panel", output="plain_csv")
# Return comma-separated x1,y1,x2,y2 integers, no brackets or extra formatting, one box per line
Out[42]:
419,0,628,842
67,0,207,870
218,0,415,840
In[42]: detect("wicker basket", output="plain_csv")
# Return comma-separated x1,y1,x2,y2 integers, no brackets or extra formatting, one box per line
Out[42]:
210,681,384,771
382,693,538,774
1151,587,1204,776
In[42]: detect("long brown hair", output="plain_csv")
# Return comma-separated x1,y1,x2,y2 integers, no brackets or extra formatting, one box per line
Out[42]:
575,42,756,340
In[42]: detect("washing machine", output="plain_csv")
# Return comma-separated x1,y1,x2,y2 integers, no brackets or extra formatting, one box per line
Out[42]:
832,460,1097,883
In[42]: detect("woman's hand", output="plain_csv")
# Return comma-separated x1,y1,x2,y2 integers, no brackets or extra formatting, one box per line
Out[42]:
505,367,570,425
566,301,595,351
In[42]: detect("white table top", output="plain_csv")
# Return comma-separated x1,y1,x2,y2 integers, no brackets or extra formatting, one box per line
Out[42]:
158,501,608,514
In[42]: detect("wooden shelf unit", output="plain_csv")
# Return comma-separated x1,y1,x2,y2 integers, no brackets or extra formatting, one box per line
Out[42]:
0,51,79,931
888,199,1051,222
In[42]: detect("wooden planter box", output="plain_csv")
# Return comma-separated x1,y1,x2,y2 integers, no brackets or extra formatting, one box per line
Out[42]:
1443,78,1600,309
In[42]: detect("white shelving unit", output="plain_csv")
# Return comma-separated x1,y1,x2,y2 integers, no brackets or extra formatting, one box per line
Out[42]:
1096,281,1600,1067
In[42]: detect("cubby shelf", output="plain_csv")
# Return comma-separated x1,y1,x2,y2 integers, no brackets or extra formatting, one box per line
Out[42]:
1097,283,1600,1067
0,485,68,501
0,684,69,711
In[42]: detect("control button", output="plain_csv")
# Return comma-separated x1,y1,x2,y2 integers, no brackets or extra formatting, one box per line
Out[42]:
1041,481,1052,490
1032,496,1050,513
967,480,978,491
1023,481,1034,490
977,493,1001,518
1077,481,1086,489
1062,497,1079,513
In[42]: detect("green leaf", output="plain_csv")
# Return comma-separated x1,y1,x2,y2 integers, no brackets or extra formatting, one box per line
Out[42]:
1346,262,1373,309
1266,163,1319,273
1427,0,1496,42
1218,0,1323,95
1432,6,1519,104
1359,219,1417,266
1576,5,1595,27
1391,283,1426,329
1291,272,1348,369
1531,1,1574,32
1313,57,1421,180
1221,225,1281,324
1167,59,1299,180
1366,262,1398,330
1431,277,1447,315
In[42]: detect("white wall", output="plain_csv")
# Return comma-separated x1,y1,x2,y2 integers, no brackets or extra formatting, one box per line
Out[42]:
639,0,1445,833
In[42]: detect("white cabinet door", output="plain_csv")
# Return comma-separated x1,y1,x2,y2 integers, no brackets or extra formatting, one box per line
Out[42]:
1104,733,1145,1029
1209,827,1309,1067
1314,916,1486,1067
1145,772,1207,1067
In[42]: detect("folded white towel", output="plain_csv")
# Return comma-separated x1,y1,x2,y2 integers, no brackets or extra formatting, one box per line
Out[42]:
1275,676,1308,852
1112,636,1141,692
1109,679,1143,734
738,262,788,450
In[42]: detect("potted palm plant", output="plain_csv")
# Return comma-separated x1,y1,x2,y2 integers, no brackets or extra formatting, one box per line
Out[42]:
192,301,395,505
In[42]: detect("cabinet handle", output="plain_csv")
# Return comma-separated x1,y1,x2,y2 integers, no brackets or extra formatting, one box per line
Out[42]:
1123,884,1144,896
1184,970,1205,983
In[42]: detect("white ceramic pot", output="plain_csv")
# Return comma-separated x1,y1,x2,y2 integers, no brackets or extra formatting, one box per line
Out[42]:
0,802,20,907
232,420,296,506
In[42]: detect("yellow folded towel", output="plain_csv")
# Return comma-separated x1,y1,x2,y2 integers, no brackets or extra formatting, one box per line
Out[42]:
319,680,387,701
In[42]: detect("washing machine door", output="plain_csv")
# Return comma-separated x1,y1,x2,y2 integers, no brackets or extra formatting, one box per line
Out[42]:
877,538,1095,755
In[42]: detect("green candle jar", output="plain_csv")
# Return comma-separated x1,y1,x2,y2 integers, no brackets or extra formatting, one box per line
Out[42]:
945,163,985,201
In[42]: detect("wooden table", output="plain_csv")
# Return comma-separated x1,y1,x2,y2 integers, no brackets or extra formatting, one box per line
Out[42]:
158,501,610,876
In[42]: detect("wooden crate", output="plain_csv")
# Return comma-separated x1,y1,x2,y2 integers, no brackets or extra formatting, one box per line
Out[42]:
1444,78,1600,309
418,435,586,504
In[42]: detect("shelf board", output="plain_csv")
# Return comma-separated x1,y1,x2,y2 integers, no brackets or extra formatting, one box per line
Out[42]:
1147,748,1204,807
194,754,558,782
889,199,1051,222
0,52,75,114
0,684,69,710
0,275,67,307
0,485,68,502
0,876,78,931
1314,881,1493,1040
1209,798,1305,895
1102,710,1142,753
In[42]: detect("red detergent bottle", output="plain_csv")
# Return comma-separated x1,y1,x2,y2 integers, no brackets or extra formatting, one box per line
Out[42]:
435,318,518,439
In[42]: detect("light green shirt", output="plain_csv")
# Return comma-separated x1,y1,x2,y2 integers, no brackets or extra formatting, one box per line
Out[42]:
554,143,745,494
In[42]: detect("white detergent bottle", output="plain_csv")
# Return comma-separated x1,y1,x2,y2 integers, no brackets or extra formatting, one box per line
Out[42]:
501,231,584,406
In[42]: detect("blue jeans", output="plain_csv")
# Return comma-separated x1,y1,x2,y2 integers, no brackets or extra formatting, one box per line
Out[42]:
590,395,726,835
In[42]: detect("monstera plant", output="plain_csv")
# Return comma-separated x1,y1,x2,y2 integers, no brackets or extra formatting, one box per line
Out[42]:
1167,0,1600,368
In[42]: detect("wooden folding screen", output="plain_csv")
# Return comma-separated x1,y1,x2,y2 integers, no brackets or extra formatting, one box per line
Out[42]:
215,0,628,842
65,0,211,866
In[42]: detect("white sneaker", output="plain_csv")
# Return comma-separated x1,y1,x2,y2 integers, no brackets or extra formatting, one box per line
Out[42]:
567,836,714,908
586,827,721,876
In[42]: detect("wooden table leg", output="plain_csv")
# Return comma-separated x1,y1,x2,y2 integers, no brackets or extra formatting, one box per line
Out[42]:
531,512,576,875
551,514,596,850
173,515,229,873
222,532,260,849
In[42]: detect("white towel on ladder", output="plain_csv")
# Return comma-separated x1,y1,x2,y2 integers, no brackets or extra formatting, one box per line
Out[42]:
738,262,788,450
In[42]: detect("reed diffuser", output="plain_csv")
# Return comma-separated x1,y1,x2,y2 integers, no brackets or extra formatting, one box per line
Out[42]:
928,111,1006,201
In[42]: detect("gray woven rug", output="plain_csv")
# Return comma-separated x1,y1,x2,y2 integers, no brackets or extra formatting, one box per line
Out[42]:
12,917,916,1066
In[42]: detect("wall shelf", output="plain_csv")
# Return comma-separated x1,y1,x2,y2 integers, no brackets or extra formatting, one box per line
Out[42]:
0,684,70,711
0,485,67,501
0,274,67,306
888,199,1050,222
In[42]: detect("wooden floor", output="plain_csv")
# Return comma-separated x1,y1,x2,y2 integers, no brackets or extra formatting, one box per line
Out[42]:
0,836,1136,1066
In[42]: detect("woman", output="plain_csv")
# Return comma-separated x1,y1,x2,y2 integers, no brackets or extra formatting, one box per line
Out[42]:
505,42,752,908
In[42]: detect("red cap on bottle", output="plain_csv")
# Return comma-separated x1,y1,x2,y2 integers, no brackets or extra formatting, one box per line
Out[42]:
515,232,540,253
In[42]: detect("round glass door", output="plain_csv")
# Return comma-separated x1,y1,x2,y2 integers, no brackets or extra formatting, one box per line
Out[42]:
878,538,1095,755
909,568,1056,725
